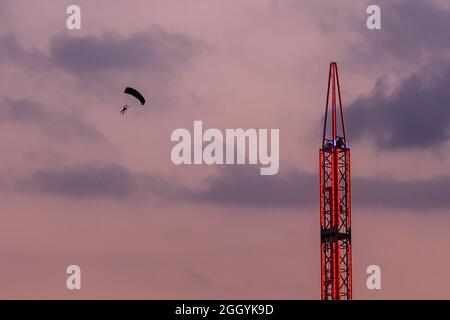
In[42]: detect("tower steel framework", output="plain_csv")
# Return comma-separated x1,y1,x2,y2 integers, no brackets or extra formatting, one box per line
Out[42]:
320,62,352,300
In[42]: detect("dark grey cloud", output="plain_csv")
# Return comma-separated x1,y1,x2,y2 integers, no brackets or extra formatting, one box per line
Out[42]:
189,167,317,207
0,99,103,141
184,167,450,210
49,28,204,76
346,66,450,149
23,165,185,201
356,0,450,61
0,34,49,69
26,165,135,199
0,27,204,78
138,174,189,201
20,164,450,209
298,0,450,67
352,174,450,209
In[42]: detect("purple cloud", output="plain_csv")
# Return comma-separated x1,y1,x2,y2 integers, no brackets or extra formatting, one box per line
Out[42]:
0,26,204,79
358,0,450,61
49,28,204,76
346,65,450,149
22,164,186,201
0,99,103,142
25,165,136,199
183,167,450,210
0,34,49,69
188,167,317,207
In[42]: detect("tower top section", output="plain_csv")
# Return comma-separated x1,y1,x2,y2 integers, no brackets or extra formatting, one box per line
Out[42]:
322,62,348,150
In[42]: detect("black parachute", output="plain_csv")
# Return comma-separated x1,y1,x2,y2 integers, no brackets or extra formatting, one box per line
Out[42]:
124,87,145,105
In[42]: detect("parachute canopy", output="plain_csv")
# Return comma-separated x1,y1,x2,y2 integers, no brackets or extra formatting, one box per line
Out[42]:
124,87,146,105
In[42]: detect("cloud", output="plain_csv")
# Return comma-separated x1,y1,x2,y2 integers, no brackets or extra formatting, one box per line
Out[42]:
49,27,204,77
346,65,450,149
21,165,318,205
0,27,204,78
188,167,317,207
20,162,450,209
358,0,450,61
22,164,186,201
0,34,49,69
0,99,103,141
25,165,136,199
183,167,450,210
352,174,450,209
300,0,450,66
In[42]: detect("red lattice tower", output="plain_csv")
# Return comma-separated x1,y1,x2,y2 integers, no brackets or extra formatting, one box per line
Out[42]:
320,62,352,300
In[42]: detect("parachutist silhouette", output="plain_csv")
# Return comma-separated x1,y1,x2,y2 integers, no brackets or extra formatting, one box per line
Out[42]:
120,87,146,115
120,105,129,115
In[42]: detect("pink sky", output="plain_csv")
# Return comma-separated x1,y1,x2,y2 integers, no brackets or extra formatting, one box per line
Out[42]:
0,0,449,299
